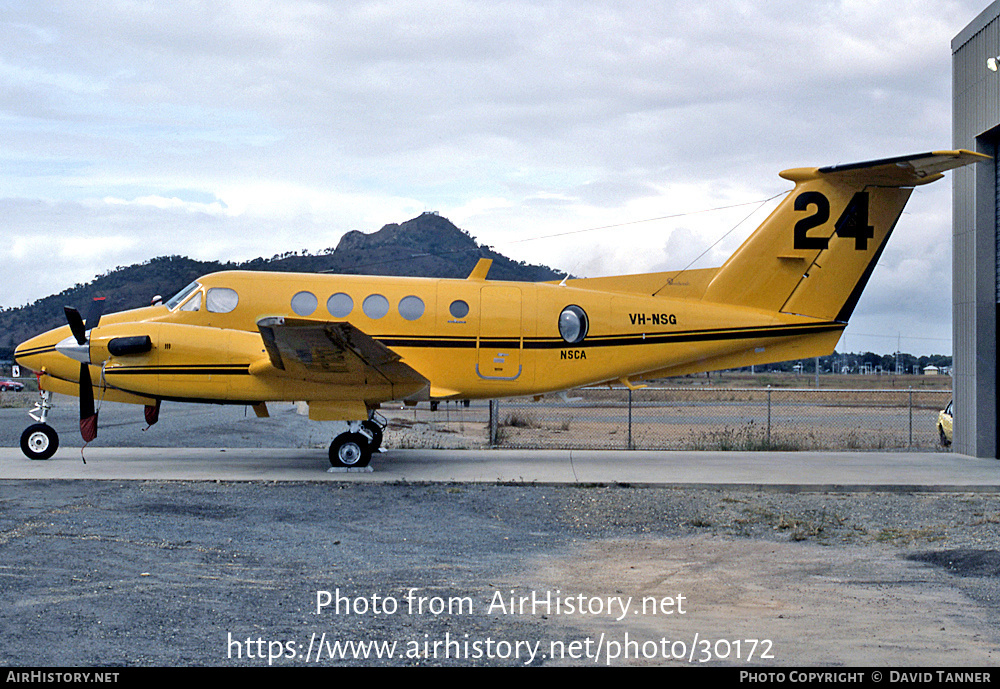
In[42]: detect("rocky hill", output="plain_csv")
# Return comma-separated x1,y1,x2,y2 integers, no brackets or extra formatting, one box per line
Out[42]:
0,213,564,357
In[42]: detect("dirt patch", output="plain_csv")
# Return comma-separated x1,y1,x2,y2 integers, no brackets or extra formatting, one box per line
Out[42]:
531,536,999,666
377,386,951,452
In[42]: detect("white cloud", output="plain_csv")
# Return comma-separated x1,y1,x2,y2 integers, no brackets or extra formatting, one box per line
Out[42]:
100,195,229,215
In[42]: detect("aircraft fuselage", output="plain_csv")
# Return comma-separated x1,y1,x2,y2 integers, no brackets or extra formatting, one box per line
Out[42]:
15,268,842,410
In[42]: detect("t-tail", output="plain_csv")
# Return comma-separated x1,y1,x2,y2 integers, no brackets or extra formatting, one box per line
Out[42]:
700,150,988,321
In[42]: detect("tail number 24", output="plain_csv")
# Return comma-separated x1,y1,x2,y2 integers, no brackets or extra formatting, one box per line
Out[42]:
793,191,874,251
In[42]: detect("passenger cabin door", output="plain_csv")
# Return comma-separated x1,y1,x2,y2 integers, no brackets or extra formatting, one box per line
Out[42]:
477,285,522,380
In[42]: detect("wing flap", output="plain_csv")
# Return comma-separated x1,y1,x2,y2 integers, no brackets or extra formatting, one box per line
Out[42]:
256,317,428,389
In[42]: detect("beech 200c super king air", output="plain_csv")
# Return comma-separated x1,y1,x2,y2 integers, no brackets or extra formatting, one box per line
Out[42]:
13,150,987,466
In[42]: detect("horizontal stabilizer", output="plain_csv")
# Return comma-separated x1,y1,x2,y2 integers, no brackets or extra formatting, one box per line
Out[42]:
781,150,989,187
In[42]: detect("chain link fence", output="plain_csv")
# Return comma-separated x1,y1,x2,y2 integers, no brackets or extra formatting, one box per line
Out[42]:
383,387,952,451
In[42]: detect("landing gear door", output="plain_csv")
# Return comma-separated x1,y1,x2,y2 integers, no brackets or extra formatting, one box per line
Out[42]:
477,285,522,380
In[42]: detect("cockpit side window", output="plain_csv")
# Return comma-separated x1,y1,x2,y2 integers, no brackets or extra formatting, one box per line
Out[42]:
179,291,202,312
166,281,202,311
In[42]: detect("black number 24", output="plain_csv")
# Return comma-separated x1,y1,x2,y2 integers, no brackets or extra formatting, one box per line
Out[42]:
793,191,874,251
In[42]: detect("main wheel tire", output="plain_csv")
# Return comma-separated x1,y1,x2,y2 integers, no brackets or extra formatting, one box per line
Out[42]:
362,420,384,452
21,423,59,460
329,432,372,468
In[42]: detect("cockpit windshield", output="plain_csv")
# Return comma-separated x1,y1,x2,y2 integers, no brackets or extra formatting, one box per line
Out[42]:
165,281,202,311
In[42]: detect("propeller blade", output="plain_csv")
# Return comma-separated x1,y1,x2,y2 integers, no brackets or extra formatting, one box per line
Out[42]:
84,297,105,331
144,400,161,427
64,307,87,346
79,363,98,442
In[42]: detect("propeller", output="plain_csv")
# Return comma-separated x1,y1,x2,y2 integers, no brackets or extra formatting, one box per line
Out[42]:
79,359,97,442
57,297,157,443
61,298,105,442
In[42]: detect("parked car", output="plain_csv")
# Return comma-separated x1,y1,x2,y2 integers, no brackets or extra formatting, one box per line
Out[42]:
0,379,24,391
937,400,953,447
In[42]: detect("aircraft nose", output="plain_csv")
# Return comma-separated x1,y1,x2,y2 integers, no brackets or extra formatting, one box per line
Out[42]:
14,327,84,382
14,331,60,371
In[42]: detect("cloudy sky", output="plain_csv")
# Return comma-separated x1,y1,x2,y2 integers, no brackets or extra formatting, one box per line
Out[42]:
1,0,993,355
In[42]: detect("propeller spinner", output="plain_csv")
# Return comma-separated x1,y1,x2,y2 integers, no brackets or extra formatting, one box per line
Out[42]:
55,299,106,364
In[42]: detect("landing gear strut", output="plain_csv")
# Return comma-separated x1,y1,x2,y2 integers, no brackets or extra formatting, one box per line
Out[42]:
20,391,58,460
362,413,385,453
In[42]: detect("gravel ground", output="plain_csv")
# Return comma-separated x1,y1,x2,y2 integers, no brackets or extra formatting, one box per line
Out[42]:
2,481,1000,666
2,396,999,666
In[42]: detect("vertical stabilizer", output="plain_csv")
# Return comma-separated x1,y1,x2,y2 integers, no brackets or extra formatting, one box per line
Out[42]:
700,150,988,321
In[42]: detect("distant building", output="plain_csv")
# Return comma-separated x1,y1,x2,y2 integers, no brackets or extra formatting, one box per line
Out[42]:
923,365,940,376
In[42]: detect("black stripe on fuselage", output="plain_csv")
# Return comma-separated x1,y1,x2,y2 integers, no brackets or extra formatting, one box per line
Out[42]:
104,365,251,376
32,322,842,383
375,336,477,348
13,345,57,358
381,321,843,350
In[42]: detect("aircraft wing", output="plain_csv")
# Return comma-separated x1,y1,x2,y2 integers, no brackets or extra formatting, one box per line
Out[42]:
256,316,428,389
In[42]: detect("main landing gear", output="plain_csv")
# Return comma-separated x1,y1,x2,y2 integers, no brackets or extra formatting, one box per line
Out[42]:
329,414,386,469
20,391,58,460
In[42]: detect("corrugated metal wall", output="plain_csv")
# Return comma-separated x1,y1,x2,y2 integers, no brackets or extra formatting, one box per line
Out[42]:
953,2,1000,458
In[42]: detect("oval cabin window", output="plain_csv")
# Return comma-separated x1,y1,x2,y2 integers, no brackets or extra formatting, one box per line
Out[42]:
327,292,353,318
362,294,390,319
291,291,318,316
398,295,425,321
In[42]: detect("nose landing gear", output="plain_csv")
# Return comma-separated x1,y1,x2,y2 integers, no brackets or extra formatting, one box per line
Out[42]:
20,391,58,460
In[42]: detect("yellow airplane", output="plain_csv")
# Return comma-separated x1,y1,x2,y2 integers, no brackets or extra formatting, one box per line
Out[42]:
13,150,986,467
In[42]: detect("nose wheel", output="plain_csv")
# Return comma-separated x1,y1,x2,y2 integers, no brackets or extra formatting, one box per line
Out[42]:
20,423,59,460
20,390,58,460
